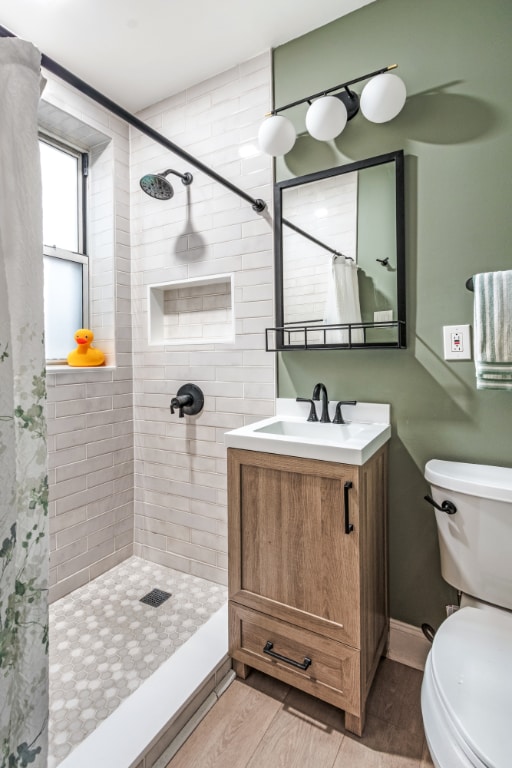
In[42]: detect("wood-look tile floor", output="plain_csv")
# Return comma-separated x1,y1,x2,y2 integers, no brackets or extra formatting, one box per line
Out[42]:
166,659,434,768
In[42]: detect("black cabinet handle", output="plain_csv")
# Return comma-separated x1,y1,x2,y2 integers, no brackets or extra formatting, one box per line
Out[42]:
263,641,312,670
424,494,457,515
344,481,354,534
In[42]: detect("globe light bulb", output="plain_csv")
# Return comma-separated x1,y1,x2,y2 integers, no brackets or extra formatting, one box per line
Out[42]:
360,73,407,123
305,96,348,141
258,115,296,156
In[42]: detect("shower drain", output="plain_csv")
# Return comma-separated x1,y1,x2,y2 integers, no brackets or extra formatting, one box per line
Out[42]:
140,588,172,607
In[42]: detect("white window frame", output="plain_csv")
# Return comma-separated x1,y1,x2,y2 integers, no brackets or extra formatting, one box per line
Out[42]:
40,134,89,363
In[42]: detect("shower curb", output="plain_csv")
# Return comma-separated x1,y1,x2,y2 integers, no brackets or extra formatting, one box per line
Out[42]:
151,670,236,768
57,603,229,768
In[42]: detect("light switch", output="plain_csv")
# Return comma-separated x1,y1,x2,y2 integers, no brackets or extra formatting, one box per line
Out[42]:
443,325,472,360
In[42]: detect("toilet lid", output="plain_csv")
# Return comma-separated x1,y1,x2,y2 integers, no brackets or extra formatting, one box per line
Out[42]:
430,606,512,768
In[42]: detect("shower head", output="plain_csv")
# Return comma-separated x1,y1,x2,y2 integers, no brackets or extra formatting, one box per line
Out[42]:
139,168,193,200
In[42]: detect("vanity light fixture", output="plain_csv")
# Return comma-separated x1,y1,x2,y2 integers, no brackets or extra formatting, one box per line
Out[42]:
258,64,406,156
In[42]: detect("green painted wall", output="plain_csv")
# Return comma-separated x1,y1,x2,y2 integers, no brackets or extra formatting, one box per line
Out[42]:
357,161,398,343
273,0,512,628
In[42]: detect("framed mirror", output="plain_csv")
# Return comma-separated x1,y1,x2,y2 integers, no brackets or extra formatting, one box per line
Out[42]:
267,150,405,350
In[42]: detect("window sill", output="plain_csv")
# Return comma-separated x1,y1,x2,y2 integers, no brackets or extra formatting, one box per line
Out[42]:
46,365,116,372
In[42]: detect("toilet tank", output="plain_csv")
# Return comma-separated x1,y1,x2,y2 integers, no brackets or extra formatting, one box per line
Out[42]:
425,460,512,611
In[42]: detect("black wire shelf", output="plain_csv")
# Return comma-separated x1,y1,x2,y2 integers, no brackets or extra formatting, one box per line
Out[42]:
265,320,406,351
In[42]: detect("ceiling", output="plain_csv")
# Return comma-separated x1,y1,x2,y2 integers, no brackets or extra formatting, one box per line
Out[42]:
0,0,373,113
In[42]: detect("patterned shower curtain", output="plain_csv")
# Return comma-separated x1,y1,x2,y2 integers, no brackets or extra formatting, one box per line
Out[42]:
0,39,48,768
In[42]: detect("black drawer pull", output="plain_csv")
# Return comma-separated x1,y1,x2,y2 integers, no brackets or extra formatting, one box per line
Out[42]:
263,641,312,670
344,481,354,534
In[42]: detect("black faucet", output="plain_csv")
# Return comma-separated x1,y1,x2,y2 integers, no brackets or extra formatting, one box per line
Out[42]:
296,397,318,422
332,400,357,424
312,382,330,423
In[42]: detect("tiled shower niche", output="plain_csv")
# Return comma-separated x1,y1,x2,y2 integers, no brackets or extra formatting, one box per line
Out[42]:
148,274,235,345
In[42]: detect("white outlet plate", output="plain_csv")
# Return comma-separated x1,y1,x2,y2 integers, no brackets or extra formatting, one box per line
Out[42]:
443,324,472,360
374,310,393,323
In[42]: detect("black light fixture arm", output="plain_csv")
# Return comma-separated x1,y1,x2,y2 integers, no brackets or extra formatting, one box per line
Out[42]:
0,24,266,214
271,63,398,115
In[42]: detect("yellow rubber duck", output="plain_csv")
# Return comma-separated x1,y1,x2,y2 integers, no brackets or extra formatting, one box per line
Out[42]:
67,329,105,367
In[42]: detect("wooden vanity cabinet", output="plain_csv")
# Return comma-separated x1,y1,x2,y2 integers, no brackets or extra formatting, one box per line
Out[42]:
227,446,388,736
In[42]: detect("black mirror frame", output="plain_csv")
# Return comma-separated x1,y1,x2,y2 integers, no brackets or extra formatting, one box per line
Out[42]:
269,149,406,351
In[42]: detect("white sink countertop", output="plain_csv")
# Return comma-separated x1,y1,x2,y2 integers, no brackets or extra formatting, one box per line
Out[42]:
225,399,391,465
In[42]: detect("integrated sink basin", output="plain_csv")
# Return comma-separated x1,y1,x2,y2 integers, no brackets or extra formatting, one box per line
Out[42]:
225,400,391,465
254,420,368,440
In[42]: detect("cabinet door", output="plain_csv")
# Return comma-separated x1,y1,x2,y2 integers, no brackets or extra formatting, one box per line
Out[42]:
228,450,360,647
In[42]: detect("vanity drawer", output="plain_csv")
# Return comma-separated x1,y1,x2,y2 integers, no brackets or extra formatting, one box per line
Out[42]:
229,602,360,714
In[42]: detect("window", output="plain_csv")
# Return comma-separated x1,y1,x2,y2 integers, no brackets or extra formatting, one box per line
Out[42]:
40,136,88,362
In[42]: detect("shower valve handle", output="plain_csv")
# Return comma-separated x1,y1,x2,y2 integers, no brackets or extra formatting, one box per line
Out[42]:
170,394,192,418
169,384,204,418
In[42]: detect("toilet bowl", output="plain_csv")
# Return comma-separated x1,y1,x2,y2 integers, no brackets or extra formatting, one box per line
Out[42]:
422,605,512,768
421,460,512,768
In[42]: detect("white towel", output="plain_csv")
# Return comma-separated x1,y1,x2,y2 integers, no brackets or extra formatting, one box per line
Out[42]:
323,257,364,344
474,270,512,390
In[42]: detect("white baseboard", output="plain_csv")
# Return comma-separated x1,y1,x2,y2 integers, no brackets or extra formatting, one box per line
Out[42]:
387,618,431,671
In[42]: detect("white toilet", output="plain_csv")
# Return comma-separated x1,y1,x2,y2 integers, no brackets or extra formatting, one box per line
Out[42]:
421,459,512,768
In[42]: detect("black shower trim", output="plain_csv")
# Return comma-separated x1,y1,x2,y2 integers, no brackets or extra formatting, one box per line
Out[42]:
0,24,267,214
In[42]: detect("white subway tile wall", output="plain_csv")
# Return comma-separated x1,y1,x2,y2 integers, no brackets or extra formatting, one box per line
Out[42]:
131,52,274,586
44,51,274,599
281,171,358,345
43,78,134,603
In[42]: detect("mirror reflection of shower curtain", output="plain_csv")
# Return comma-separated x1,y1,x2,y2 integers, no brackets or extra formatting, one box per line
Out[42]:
323,257,364,344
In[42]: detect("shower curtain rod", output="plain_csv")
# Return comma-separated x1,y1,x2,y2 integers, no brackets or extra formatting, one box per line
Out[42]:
282,218,352,261
0,24,267,213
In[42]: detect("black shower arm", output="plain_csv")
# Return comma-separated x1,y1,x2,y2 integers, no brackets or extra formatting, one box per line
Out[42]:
0,25,266,214
162,169,188,181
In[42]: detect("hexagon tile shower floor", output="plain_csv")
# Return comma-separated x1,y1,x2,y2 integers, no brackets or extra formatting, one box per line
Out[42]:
48,556,227,766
